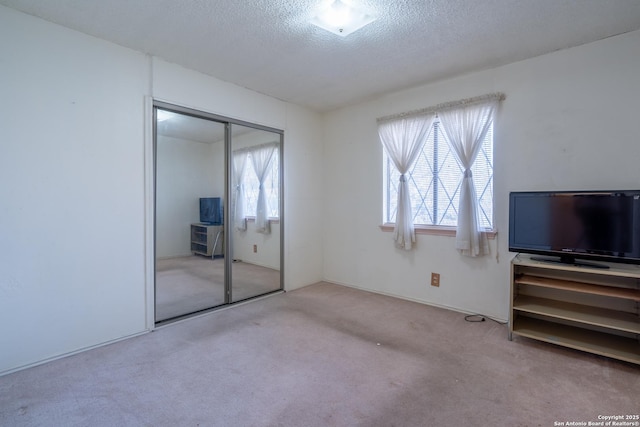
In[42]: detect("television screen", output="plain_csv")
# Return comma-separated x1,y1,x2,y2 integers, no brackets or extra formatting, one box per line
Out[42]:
509,191,640,266
200,197,223,225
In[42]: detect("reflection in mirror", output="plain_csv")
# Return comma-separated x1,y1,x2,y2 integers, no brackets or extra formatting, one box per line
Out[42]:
154,108,227,322
230,124,282,302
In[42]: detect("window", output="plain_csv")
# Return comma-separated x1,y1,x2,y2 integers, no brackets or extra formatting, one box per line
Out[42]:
383,119,493,229
243,149,280,219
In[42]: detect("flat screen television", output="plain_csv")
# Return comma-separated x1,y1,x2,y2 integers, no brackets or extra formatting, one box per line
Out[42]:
200,197,223,225
509,190,640,268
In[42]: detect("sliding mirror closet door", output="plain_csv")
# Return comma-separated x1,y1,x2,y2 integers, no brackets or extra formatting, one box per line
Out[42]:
154,108,227,322
230,124,283,302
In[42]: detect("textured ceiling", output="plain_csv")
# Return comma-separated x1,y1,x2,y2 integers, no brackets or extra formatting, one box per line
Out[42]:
2,0,640,112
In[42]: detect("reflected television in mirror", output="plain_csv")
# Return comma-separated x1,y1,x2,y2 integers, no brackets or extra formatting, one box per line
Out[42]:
200,197,223,225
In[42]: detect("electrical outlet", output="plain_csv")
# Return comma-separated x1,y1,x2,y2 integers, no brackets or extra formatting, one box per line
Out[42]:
253,244,257,253
431,272,440,287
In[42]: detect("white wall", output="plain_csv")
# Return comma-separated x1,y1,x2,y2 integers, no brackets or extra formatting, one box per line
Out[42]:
0,6,325,375
322,29,640,320
156,135,222,258
233,222,281,270
0,6,148,373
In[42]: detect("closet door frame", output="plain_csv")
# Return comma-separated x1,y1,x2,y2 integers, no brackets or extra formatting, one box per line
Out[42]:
151,100,284,326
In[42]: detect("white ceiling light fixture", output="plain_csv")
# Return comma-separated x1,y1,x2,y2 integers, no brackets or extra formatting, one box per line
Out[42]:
156,110,174,122
310,0,376,37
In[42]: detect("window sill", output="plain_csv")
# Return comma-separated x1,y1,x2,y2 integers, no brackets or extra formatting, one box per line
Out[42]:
379,223,497,239
244,216,280,224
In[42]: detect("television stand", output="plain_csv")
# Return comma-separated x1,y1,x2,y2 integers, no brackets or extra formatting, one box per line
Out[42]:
510,254,640,365
190,223,224,257
530,256,610,269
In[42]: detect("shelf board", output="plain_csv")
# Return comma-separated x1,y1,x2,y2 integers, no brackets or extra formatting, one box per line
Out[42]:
514,295,640,334
514,254,640,278
512,317,640,365
515,274,640,301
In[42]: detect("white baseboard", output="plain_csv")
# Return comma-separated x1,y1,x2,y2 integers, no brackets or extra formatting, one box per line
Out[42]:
322,278,508,323
0,329,151,377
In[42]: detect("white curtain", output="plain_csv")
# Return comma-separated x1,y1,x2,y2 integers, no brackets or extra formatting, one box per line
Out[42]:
438,100,497,257
250,142,277,234
232,150,249,231
378,115,435,250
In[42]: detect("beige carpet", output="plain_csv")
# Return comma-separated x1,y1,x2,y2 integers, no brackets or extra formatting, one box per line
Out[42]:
155,255,280,321
1,282,637,426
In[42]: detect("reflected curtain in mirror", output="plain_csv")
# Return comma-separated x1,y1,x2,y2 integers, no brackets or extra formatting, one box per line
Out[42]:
250,142,278,234
232,150,249,231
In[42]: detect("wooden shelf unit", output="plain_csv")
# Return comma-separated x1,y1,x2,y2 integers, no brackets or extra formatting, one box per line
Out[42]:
509,254,640,364
515,275,640,300
190,223,224,257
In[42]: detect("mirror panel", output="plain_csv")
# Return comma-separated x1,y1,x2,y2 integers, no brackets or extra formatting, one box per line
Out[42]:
230,124,282,302
154,108,227,322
